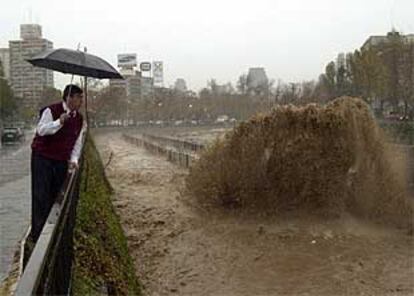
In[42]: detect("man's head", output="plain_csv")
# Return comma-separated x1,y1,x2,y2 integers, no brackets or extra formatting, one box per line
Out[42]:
63,84,83,111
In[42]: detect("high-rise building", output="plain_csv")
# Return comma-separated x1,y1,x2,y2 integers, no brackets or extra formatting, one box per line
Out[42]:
152,61,164,87
110,70,142,102
110,54,142,102
126,72,141,101
141,76,154,99
0,48,11,80
109,78,127,94
174,78,187,93
9,24,54,110
362,31,414,51
246,67,269,96
110,53,157,100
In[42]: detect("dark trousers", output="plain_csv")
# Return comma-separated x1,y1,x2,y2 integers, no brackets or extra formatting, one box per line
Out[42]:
31,152,68,242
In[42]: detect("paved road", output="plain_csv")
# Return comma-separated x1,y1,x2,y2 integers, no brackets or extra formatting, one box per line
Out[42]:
0,140,32,281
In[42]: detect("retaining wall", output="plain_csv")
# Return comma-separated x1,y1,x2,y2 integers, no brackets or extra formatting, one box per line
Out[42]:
123,134,201,168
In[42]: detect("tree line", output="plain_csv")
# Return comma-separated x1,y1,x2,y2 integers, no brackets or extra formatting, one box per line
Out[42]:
1,30,412,125
0,59,18,123
315,31,413,118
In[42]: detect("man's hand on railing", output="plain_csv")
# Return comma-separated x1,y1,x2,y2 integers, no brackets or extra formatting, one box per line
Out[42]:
68,161,79,174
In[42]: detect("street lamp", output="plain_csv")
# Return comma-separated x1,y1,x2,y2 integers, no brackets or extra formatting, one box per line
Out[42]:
157,102,163,120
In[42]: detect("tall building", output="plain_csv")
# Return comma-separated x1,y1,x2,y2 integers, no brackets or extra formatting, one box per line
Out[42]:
0,48,10,80
110,53,157,100
126,72,141,101
362,31,414,51
110,54,143,101
174,78,187,93
246,67,269,96
9,24,54,110
109,78,127,95
141,76,154,99
152,61,164,87
110,70,142,102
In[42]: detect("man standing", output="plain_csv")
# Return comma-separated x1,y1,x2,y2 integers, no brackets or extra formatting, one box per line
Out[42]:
30,84,86,242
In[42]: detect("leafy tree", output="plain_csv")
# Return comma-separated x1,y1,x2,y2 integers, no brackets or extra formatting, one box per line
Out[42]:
355,49,388,102
236,74,248,95
300,81,317,104
0,59,19,121
316,62,336,101
207,79,219,96
39,87,62,108
377,31,405,110
92,86,127,124
399,39,414,117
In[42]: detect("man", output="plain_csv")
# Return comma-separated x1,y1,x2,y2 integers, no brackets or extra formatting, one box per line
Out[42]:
30,84,86,242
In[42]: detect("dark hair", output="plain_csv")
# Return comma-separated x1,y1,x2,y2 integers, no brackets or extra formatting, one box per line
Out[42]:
62,84,83,101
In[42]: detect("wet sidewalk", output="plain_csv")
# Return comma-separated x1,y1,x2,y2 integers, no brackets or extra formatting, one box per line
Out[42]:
0,176,30,281
0,143,31,281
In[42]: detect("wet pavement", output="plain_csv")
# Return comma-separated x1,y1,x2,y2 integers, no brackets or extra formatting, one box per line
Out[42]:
0,139,32,281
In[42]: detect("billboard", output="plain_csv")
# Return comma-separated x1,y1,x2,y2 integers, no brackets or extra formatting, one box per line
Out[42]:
117,54,137,67
152,61,163,84
140,62,152,72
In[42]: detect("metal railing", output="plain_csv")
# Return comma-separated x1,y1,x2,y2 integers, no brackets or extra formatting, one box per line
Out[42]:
123,134,203,168
14,161,83,295
141,133,205,153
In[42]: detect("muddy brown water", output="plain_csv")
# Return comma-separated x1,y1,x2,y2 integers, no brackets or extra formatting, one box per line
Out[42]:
95,131,413,296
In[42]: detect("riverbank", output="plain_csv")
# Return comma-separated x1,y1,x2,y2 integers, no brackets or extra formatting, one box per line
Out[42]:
95,131,413,296
71,135,141,295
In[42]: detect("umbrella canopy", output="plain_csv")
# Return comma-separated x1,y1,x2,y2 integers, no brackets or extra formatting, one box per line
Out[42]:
27,48,123,79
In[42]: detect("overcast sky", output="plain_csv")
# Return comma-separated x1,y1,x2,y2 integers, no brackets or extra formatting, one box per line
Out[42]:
1,0,413,91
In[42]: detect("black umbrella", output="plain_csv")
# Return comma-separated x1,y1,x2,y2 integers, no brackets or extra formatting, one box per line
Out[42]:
27,47,124,126
27,48,123,79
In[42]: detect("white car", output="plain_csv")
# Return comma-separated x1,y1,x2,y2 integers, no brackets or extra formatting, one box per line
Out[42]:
216,115,229,123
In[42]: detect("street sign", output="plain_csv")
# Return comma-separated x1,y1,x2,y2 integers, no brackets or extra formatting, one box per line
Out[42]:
140,62,151,72
153,61,163,84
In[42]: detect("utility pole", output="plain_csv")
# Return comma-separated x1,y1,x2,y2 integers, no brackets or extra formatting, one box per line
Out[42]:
84,47,89,128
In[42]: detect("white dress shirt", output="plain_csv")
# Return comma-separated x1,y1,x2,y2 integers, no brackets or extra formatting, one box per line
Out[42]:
36,102,86,164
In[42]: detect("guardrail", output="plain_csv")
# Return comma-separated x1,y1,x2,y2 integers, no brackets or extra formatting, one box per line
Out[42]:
141,133,205,153
14,159,83,295
123,134,203,168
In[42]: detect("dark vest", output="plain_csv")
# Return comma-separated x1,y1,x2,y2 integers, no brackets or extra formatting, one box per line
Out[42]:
31,102,83,161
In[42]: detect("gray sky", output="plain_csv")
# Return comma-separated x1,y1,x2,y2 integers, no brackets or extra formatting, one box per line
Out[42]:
1,0,413,91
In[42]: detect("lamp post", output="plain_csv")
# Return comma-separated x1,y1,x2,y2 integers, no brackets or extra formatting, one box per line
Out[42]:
188,103,193,121
158,102,163,121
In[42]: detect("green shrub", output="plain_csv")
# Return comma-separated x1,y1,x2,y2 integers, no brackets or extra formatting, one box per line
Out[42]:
72,134,141,295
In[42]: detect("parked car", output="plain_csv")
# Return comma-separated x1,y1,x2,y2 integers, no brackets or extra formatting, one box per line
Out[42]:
216,115,229,123
1,127,25,144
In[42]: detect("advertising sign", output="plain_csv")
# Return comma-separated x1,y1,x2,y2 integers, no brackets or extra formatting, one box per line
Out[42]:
117,54,137,67
152,61,163,83
140,62,152,72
